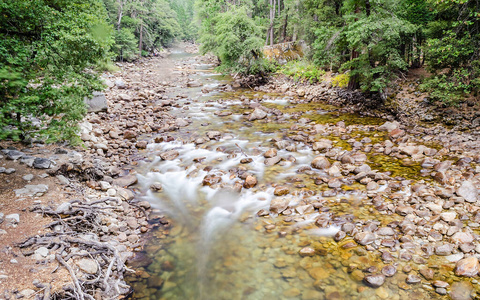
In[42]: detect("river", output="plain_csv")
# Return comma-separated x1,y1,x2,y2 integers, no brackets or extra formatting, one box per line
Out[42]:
125,49,476,300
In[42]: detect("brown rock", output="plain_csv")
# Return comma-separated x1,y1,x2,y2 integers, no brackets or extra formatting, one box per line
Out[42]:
264,148,278,158
455,257,480,277
274,186,289,196
114,175,138,187
311,156,331,169
269,198,289,214
202,174,222,186
243,175,257,188
160,150,179,160
136,141,148,149
124,130,137,139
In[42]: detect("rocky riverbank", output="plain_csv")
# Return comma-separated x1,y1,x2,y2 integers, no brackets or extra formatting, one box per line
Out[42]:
0,48,203,298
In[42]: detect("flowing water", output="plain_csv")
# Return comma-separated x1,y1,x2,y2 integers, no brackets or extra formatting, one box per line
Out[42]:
125,50,465,299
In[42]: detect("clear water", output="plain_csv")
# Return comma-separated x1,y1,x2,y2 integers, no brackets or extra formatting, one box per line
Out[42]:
125,50,471,300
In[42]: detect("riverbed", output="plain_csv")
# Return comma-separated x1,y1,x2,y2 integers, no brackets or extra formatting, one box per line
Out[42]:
125,49,480,300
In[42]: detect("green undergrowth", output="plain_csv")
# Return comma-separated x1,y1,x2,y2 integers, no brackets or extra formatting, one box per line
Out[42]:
277,61,325,83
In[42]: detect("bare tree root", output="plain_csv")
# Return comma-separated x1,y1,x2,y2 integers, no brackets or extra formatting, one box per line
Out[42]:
18,197,136,299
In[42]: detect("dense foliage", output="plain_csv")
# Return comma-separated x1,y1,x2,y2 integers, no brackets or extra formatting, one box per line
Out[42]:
0,0,112,142
195,0,479,103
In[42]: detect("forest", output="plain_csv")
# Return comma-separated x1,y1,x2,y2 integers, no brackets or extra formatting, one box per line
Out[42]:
0,0,479,142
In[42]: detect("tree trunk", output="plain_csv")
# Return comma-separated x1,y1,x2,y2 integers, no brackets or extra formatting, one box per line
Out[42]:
270,0,276,46
266,0,273,45
347,49,359,90
116,0,124,31
282,14,288,42
139,23,143,57
348,6,361,90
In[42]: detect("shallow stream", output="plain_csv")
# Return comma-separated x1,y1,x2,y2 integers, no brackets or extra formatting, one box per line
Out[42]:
125,50,467,300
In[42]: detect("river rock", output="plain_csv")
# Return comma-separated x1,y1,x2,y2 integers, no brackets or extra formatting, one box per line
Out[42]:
243,175,257,188
452,232,474,244
376,227,395,236
22,174,34,181
124,130,137,139
85,92,108,112
5,150,24,160
406,274,422,284
5,214,19,224
312,139,333,151
419,268,435,280
389,128,405,139
206,131,221,139
215,110,232,117
354,232,376,245
455,257,480,277
435,243,453,256
160,150,179,160
270,198,289,214
202,174,222,186
363,274,385,287
56,202,72,214
117,188,134,201
113,175,138,187
115,79,126,88
378,121,399,132
381,265,397,277
457,180,478,203
311,156,331,169
299,247,315,257
274,186,289,196
77,258,98,274
150,183,163,191
264,148,277,158
33,157,52,169
14,184,48,197
249,108,267,121
440,211,457,222
118,93,132,101
264,157,281,166
34,247,49,259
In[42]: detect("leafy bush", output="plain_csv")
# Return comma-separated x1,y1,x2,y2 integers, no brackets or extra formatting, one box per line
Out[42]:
279,61,325,83
331,73,350,88
200,5,267,75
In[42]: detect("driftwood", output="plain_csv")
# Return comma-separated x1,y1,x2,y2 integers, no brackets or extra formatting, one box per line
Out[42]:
17,197,134,300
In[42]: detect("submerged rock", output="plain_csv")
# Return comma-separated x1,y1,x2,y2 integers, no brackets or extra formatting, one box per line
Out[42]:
363,274,385,288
